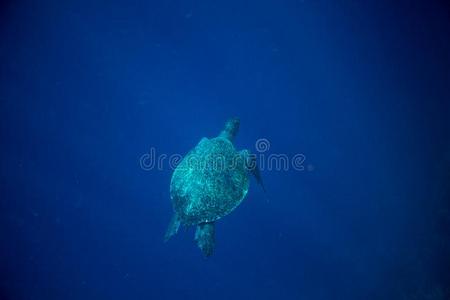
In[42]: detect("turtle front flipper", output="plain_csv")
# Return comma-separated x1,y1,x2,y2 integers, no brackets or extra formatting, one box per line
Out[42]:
240,150,266,193
194,222,215,257
164,213,181,242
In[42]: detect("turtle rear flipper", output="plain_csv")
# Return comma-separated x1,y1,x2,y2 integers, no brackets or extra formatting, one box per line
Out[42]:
195,222,215,257
164,213,181,242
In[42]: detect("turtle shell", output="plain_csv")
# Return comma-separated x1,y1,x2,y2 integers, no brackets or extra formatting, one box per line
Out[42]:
170,137,249,225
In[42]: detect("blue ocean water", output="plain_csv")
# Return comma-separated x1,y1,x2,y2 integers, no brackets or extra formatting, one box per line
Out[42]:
1,0,449,299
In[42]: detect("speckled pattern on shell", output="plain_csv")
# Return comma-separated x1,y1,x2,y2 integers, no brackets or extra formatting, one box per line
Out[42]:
170,137,249,225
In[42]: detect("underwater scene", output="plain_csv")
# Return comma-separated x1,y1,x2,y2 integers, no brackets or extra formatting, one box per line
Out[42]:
1,0,449,299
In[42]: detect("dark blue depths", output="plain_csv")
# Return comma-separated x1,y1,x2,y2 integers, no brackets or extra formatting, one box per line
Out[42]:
0,0,449,299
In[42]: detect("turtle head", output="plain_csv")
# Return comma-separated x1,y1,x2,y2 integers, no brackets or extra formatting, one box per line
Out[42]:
219,117,240,141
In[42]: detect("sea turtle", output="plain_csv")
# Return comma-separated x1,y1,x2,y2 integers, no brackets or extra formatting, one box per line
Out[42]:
164,118,264,256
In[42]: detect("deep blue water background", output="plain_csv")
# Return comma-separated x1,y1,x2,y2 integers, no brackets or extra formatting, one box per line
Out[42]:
1,0,449,299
